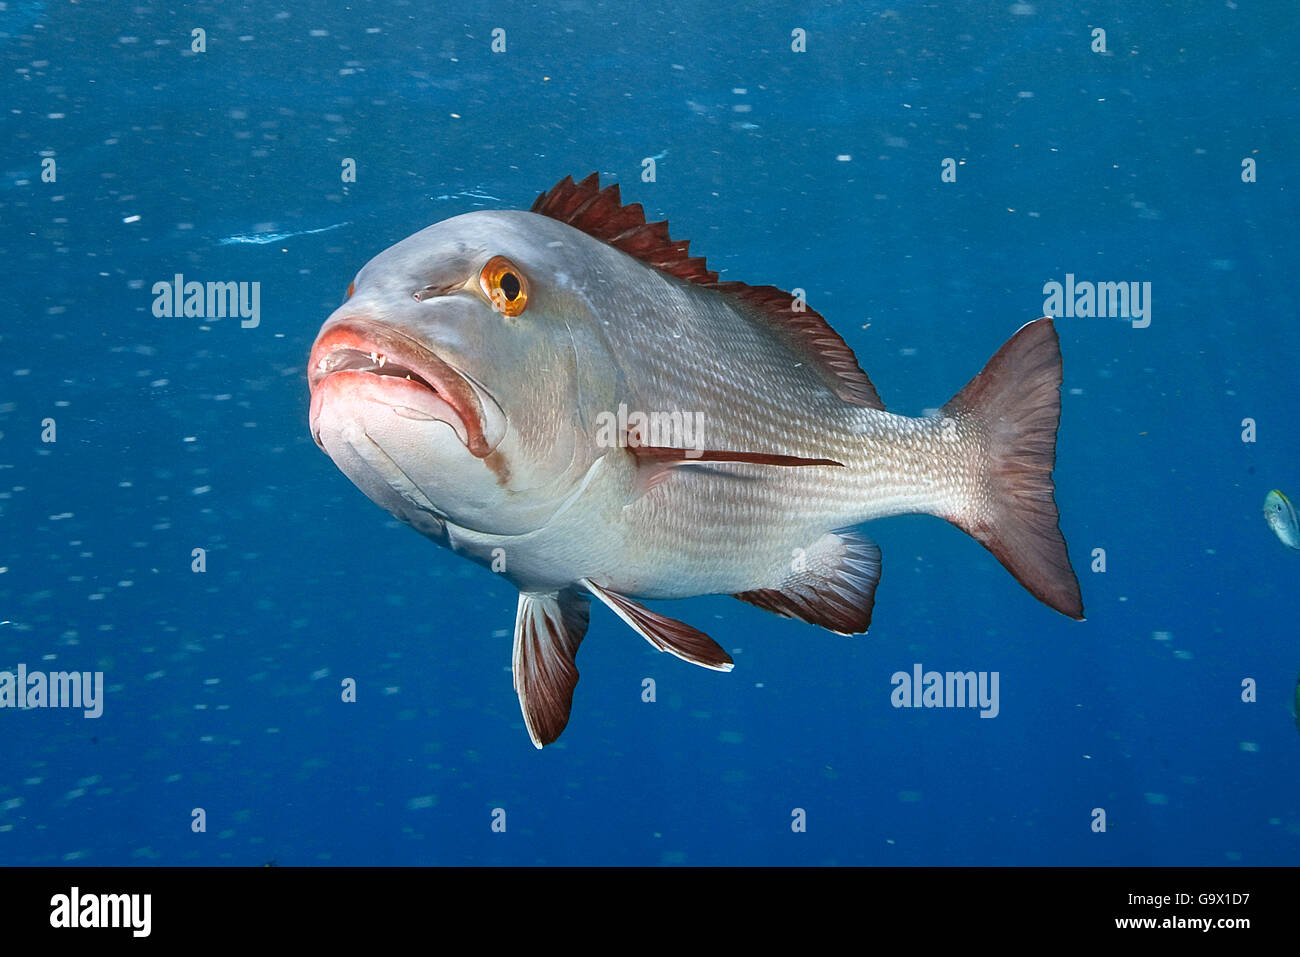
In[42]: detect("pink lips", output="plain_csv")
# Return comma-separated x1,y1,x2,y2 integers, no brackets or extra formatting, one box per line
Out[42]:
308,317,493,458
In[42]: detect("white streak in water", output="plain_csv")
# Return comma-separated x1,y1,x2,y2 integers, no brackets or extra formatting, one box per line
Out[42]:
433,190,502,202
219,221,349,245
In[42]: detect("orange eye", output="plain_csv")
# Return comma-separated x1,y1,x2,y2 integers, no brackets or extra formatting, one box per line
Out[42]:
478,255,528,317
344,281,355,302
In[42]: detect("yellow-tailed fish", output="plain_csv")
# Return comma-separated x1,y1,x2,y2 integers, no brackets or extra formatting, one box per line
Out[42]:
1294,674,1300,736
1264,490,1300,550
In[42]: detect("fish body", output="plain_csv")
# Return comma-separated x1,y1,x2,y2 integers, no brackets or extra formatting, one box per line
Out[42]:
1264,489,1300,550
308,173,1084,746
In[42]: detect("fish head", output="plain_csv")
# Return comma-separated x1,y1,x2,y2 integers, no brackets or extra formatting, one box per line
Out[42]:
308,210,619,537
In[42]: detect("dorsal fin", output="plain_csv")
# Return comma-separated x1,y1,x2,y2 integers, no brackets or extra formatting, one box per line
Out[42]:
532,173,885,409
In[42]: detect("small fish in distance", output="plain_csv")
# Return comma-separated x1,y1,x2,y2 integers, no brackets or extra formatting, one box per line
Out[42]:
1264,489,1300,550
1294,673,1300,737
307,173,1084,748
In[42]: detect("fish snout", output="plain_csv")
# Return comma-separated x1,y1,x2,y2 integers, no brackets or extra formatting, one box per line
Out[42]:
307,315,507,458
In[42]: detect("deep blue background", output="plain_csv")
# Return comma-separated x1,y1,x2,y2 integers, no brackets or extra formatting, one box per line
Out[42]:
1,0,1297,865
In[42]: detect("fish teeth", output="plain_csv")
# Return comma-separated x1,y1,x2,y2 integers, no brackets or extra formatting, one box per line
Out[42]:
377,354,387,368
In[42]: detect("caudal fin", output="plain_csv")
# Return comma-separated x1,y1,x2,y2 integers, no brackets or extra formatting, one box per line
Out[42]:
941,318,1084,620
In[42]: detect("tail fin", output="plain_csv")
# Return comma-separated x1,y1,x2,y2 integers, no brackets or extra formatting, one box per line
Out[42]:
942,318,1084,620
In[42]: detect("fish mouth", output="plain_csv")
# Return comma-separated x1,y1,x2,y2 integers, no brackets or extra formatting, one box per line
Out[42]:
308,317,505,458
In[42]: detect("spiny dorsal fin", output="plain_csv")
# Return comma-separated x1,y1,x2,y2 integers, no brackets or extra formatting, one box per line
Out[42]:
531,173,885,409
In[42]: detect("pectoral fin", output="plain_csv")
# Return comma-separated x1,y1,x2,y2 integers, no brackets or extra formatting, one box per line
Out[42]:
512,589,591,749
735,528,883,635
627,442,844,492
581,578,734,671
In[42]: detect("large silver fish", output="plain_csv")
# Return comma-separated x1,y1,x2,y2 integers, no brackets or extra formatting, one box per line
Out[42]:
308,173,1084,747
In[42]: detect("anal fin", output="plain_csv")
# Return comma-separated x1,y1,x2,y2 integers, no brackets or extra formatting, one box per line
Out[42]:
581,578,734,671
735,528,883,635
513,588,591,749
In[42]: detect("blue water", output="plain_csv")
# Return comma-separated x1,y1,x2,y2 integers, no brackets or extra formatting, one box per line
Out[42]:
2,0,1297,866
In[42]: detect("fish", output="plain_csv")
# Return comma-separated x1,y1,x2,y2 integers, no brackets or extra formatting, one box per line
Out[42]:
1263,489,1300,550
1294,674,1300,737
307,172,1084,748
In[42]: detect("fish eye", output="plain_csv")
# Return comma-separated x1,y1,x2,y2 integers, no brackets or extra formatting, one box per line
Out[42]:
501,271,521,301
479,255,529,317
342,281,355,304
